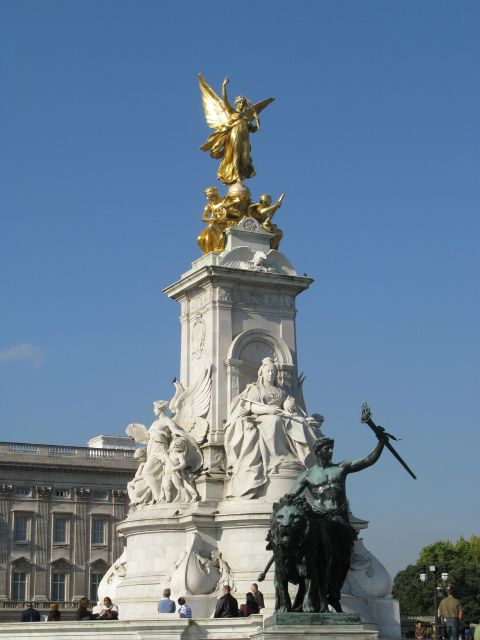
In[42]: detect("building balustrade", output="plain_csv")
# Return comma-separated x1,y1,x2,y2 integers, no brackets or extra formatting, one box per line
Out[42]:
0,600,79,609
0,442,134,459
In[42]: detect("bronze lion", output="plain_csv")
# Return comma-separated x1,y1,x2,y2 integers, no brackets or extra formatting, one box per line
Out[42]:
260,494,354,613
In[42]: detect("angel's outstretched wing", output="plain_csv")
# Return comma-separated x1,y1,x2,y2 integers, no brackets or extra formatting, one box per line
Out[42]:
253,97,275,114
264,249,297,276
218,246,255,269
169,380,185,412
126,422,149,444
198,74,230,130
171,366,212,443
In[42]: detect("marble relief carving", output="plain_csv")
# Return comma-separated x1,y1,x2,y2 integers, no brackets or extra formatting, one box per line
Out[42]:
216,286,232,302
163,533,235,596
232,290,294,309
191,314,206,359
190,288,213,313
218,247,297,276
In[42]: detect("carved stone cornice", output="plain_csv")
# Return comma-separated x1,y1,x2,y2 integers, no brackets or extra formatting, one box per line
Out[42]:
0,484,13,498
35,486,52,500
74,488,90,501
215,286,232,303
50,557,72,572
10,556,33,571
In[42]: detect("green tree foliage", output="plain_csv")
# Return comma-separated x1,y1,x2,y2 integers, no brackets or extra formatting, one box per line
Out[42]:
393,536,480,621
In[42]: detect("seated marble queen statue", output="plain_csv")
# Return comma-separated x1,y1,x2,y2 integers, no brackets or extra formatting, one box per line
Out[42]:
224,357,317,497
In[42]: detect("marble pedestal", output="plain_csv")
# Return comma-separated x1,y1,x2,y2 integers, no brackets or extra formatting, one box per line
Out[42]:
114,498,277,620
252,613,379,640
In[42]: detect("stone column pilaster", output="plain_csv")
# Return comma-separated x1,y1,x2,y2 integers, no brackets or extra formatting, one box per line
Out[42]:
0,485,13,599
33,486,51,601
112,491,128,560
73,488,89,600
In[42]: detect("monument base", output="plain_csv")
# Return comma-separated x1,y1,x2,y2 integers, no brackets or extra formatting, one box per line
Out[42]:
252,612,378,640
0,615,382,640
264,612,362,627
0,616,262,639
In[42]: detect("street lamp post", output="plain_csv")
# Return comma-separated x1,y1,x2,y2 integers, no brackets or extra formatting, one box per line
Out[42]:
419,566,449,640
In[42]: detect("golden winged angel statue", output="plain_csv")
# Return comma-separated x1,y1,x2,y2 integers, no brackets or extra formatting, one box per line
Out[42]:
199,74,275,185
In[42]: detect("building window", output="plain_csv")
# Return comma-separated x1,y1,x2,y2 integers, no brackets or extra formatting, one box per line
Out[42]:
53,517,68,544
15,487,31,497
12,572,26,601
92,491,108,501
52,573,66,601
54,489,70,498
14,515,29,543
91,517,107,545
90,572,104,602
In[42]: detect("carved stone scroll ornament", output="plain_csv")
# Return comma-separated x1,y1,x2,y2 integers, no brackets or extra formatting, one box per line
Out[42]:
163,533,235,596
216,287,232,302
97,549,127,604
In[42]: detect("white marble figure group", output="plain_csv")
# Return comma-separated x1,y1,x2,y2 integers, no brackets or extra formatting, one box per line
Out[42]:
126,367,212,505
126,358,321,505
127,402,202,504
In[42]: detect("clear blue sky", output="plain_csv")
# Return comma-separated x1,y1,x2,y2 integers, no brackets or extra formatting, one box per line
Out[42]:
1,1,479,578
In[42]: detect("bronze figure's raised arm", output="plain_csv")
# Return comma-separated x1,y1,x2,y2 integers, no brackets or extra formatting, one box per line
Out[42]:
198,73,274,185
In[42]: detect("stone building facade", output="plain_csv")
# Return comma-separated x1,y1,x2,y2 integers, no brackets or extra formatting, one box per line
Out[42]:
0,439,137,606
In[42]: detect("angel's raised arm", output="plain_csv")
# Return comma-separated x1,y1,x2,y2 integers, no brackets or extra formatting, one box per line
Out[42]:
221,77,234,112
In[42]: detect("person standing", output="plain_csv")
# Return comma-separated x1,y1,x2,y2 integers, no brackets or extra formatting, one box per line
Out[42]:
158,588,176,613
438,587,463,640
250,583,264,610
213,585,239,618
21,602,40,622
177,597,192,619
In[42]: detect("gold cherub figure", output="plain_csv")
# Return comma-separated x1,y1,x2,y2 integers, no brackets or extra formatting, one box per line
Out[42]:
197,187,244,254
198,74,275,185
248,193,284,250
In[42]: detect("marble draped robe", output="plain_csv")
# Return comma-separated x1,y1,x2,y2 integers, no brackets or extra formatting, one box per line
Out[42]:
224,382,316,497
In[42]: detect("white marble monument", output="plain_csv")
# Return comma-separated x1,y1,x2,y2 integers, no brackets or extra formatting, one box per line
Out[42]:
92,73,402,637
96,214,400,636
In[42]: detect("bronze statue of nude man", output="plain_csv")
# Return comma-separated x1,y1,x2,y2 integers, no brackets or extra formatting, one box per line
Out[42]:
289,434,385,524
286,433,385,611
